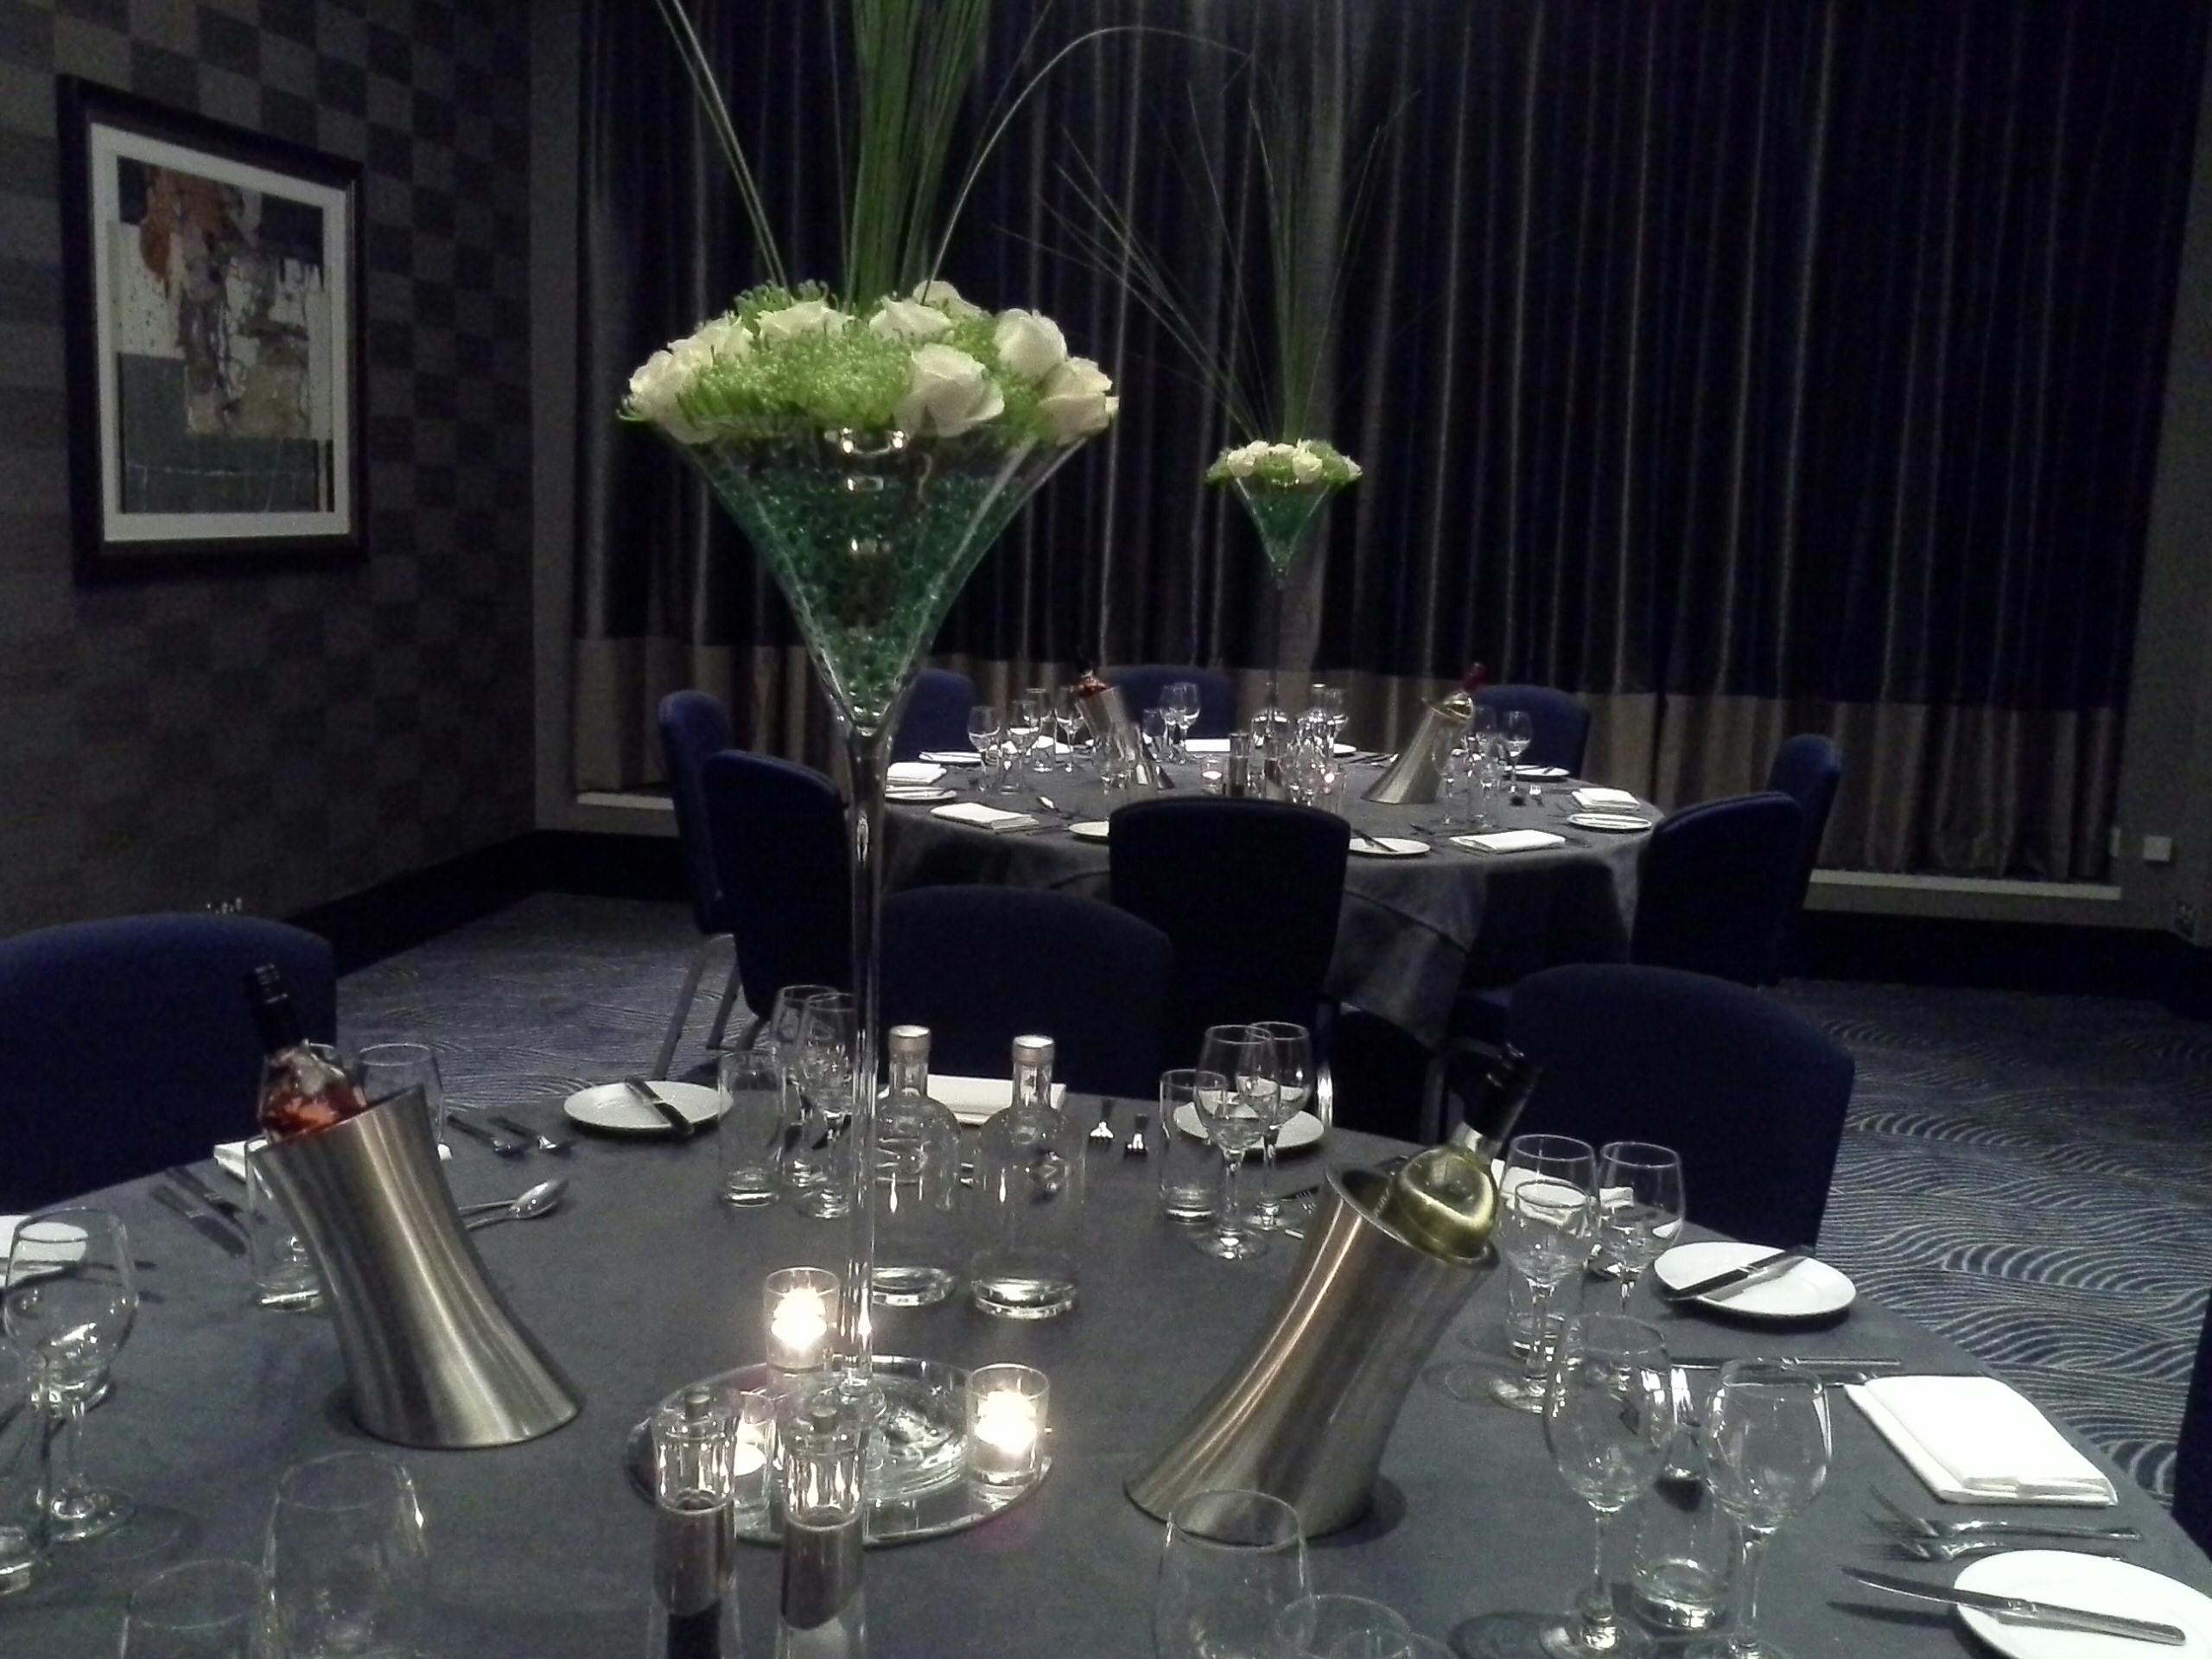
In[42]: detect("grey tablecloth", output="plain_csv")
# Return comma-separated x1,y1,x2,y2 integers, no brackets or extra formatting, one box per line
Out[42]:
885,766,1650,1048
16,1121,2208,1656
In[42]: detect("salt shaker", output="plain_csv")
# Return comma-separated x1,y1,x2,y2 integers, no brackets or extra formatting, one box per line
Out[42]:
777,1392,867,1659
649,1387,742,1659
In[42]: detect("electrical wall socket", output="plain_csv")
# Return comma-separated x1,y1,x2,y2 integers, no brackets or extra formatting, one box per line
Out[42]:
2145,835,2176,865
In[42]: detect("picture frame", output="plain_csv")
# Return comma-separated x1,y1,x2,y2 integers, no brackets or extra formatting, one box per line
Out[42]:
57,77,366,581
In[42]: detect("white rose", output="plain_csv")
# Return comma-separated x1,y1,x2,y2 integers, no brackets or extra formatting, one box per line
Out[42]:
1266,442,1297,464
1290,449,1325,483
1342,456,1363,480
1223,448,1257,479
893,344,1006,439
1232,440,1271,467
1036,356,1117,443
626,349,708,444
908,278,985,321
868,299,953,343
993,308,1067,383
691,315,753,361
754,298,849,345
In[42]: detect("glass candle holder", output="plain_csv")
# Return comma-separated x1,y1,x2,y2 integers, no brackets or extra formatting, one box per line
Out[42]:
764,1268,839,1374
731,1389,776,1517
965,1363,1048,1486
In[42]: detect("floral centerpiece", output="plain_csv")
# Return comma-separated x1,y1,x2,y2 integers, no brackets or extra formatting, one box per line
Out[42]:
623,0,1120,1491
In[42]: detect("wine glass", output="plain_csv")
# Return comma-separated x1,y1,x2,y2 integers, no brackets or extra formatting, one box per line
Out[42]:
1468,702,1499,753
1482,1135,1598,1412
1154,1488,1307,1659
1165,681,1200,761
264,1451,429,1659
1009,692,1045,777
1594,1142,1685,1309
1503,709,1535,770
5,1208,137,1541
121,1558,269,1659
1141,708,1171,769
354,1041,447,1149
1541,1314,1675,1658
761,982,837,1191
1053,687,1084,774
1313,685,1347,747
1191,1026,1278,1262
1438,738,1473,828
967,703,1002,788
1246,1022,1313,1231
1700,1361,1832,1659
1276,1594,1414,1659
794,990,858,1219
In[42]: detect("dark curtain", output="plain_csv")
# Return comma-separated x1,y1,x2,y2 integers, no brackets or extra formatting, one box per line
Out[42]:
574,0,2206,879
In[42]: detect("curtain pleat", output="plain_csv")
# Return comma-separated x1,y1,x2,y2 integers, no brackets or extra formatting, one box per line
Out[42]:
571,0,2206,879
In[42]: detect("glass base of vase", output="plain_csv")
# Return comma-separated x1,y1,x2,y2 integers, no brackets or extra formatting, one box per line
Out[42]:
626,1356,1046,1546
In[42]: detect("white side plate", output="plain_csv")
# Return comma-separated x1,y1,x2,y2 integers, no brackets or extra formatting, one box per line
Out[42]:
563,1080,724,1135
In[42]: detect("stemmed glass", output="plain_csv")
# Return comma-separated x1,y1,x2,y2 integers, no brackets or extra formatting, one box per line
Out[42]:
1141,708,1171,770
120,1558,269,1659
762,982,839,1191
4,1208,137,1541
1700,1362,1832,1659
355,1042,447,1149
794,991,858,1219
1164,681,1200,761
1191,1026,1279,1261
1482,1135,1598,1412
967,704,1003,790
1246,1022,1313,1231
1276,1594,1414,1659
264,1451,429,1659
1009,691,1046,778
1154,1488,1308,1659
1313,686,1347,748
1503,709,1535,771
1053,687,1084,774
1541,1314,1675,1658
1593,1142,1685,1309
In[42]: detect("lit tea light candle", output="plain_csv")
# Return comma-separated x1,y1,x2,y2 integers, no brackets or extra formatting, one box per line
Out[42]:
965,1363,1048,1485
763,1267,839,1373
732,1387,775,1514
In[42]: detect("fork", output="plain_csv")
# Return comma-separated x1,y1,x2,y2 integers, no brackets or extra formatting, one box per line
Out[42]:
1870,1487,2139,1543
447,1112,525,1157
1088,1099,1116,1146
491,1112,573,1154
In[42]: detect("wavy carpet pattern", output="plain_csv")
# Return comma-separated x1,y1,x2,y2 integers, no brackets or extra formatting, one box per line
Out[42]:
337,895,2209,1505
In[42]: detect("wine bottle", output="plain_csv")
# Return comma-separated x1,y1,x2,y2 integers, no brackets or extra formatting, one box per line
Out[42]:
245,964,369,1141
1374,1143,1497,1263
1449,1043,1540,1165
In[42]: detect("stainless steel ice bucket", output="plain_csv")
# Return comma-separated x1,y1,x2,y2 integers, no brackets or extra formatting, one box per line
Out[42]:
1362,690,1474,806
1077,680,1162,787
258,1088,582,1448
1126,1167,1491,1535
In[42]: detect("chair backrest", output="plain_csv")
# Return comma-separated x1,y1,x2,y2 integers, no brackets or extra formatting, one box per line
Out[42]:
893,669,979,762
1509,963,1854,1249
1109,797,1350,1057
2175,1294,2212,1552
1631,791,1806,985
658,690,735,936
0,914,337,1210
702,751,851,1014
1105,666,1237,739
1764,734,1844,957
1476,683,1593,774
881,887,1174,1098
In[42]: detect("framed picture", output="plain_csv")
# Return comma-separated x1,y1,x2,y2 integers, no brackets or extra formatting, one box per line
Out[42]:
57,78,365,579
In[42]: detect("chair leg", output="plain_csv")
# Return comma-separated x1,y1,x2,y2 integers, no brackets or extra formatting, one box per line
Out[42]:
702,940,742,1051
653,937,719,1079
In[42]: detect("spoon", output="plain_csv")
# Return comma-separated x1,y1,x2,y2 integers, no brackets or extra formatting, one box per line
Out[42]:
461,1178,569,1230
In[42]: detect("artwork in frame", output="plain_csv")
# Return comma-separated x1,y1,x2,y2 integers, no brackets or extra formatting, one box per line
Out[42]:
57,78,365,579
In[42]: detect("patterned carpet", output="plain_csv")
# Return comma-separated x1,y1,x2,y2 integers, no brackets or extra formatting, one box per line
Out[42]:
337,893,2211,1504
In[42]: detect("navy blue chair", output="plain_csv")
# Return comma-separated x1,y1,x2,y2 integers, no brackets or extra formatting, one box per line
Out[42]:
893,668,979,762
1765,734,1844,970
2174,1296,2212,1552
1106,666,1237,740
0,914,336,1211
656,691,743,1075
1631,791,1806,986
701,750,850,1052
1476,684,1592,774
1509,964,1854,1249
1109,797,1350,1058
881,887,1174,1099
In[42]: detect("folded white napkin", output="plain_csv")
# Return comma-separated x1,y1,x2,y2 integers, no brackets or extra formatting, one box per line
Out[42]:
1452,829,1567,855
1847,1376,2116,1505
887,761,946,786
925,1075,1070,1124
920,750,983,766
215,1135,448,1179
1573,786,1642,809
1184,737,1231,755
930,802,1037,832
1513,766,1568,779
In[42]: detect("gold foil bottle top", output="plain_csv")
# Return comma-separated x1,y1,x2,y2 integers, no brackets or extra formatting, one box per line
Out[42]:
1376,1145,1497,1264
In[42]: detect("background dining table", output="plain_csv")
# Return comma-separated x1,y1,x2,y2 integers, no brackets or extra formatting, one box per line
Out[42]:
884,764,1659,1050
13,1112,2205,1657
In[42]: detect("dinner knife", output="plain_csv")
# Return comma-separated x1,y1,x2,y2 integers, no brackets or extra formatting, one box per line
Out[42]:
150,1185,247,1256
165,1164,247,1225
1840,1567,2187,1645
1671,1356,1904,1376
622,1076,697,1137
1657,1249,1801,1300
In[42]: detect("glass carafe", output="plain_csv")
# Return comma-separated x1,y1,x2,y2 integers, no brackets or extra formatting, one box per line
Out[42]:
969,1036,1083,1319
874,1026,963,1308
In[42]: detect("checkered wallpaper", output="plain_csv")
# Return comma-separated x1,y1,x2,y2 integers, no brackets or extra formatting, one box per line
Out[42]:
0,0,535,937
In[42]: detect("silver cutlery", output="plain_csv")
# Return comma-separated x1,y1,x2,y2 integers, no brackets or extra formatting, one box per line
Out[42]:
448,1112,525,1157
1657,1249,1802,1300
1124,1115,1149,1157
621,1076,697,1137
1890,1535,2135,1564
1034,793,1075,820
1841,1566,2182,1643
150,1184,246,1256
1672,1355,1903,1376
1871,1486,2140,1543
166,1164,247,1226
456,1178,569,1217
490,1112,572,1154
1088,1100,1116,1146
463,1181,568,1230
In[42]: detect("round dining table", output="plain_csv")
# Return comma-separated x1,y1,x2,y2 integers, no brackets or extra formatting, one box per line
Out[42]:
884,762,1658,1050
17,1114,2208,1656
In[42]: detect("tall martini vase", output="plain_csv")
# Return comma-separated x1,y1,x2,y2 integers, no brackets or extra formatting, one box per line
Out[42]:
1231,478,1339,718
681,426,1078,1503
